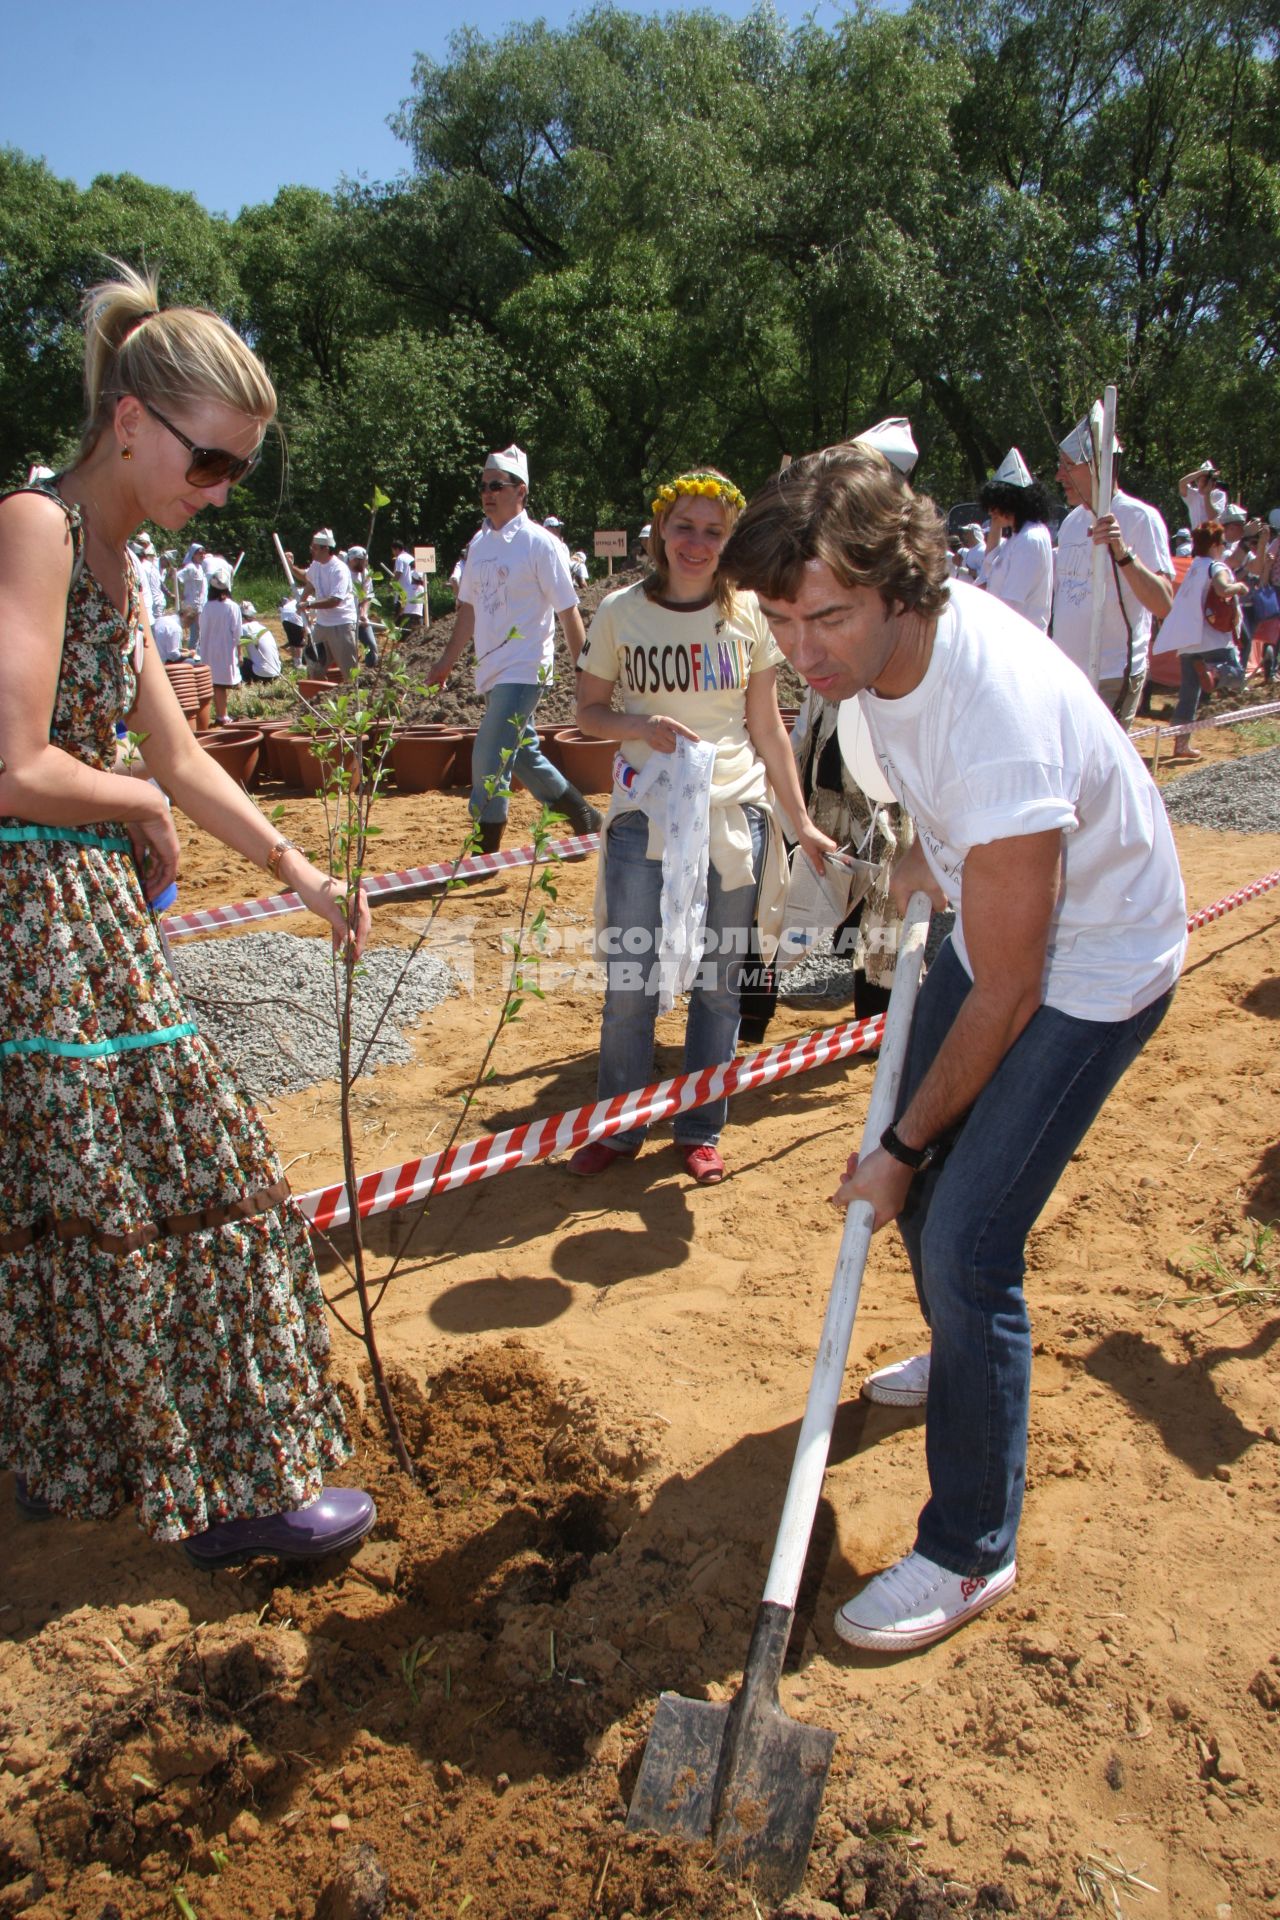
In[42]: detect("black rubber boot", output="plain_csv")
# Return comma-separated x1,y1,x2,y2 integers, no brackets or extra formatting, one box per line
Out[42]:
557,784,603,836
478,820,505,855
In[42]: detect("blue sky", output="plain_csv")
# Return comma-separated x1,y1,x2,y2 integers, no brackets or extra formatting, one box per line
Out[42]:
2,0,861,218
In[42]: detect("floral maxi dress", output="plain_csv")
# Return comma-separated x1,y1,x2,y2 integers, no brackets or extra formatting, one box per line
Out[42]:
0,486,350,1539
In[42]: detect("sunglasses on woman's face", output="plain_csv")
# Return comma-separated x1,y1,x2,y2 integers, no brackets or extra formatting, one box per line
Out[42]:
143,400,262,488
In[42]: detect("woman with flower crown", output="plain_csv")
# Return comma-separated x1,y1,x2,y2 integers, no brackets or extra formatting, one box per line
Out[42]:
571,467,835,1183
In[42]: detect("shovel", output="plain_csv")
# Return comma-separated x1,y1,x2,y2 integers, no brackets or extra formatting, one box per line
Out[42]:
626,892,933,1902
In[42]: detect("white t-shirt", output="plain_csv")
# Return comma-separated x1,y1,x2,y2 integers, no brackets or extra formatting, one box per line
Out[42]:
306,555,356,626
242,621,281,677
152,612,185,663
458,509,578,694
178,562,207,612
979,522,1054,632
1051,489,1173,682
860,580,1186,1022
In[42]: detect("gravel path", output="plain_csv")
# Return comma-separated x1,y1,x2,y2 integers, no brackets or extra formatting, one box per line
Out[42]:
1161,744,1280,834
171,930,457,1100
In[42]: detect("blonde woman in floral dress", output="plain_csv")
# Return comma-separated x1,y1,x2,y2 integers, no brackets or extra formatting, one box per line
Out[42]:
572,468,834,1184
0,265,375,1566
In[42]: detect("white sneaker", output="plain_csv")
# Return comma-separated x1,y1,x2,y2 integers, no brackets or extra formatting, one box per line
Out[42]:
834,1550,1017,1652
861,1351,931,1407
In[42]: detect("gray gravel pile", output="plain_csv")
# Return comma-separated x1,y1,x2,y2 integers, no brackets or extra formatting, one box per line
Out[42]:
1160,745,1280,834
171,930,457,1100
778,908,955,1003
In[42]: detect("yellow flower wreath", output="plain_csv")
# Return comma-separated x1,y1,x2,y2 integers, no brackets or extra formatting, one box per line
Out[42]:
649,472,747,517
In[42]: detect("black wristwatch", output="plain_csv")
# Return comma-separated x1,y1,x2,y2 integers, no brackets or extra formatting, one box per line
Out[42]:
880,1123,936,1172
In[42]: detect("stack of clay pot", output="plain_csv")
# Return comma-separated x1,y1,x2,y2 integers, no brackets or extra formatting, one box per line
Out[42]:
163,661,200,733
191,663,214,732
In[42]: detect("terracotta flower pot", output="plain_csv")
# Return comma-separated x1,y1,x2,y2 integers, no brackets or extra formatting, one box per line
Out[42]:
291,730,362,796
447,726,476,789
251,718,298,782
552,728,617,795
197,728,262,788
297,677,337,704
389,729,465,793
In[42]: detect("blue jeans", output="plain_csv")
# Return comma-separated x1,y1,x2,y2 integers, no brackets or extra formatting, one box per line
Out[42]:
1173,647,1244,726
598,806,766,1150
894,940,1173,1576
472,683,569,823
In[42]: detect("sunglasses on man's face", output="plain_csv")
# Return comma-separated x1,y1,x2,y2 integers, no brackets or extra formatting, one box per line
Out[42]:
479,477,518,494
143,400,262,488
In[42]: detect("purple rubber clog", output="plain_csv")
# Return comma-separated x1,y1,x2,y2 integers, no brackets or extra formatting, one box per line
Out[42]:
184,1486,376,1570
14,1475,55,1519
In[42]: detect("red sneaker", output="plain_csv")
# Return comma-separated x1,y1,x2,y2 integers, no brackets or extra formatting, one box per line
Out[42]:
568,1140,634,1177
679,1143,725,1185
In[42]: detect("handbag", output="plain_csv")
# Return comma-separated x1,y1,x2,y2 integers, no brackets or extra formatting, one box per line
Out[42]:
1204,580,1240,635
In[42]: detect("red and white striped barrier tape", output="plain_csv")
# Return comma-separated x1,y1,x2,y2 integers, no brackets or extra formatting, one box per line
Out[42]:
1185,867,1280,933
295,1011,886,1230
293,863,1280,1230
1131,698,1280,744
159,831,599,941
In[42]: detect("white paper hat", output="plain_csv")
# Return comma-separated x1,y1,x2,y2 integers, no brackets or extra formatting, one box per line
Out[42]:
992,447,1033,488
1058,410,1122,465
1172,530,1192,553
639,523,652,539
1210,487,1228,516
208,563,233,590
485,443,529,485
240,600,257,616
854,417,918,474
1222,501,1247,524
543,514,563,528
26,463,55,483
312,527,336,548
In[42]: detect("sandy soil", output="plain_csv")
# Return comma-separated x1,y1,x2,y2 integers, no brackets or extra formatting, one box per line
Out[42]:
3,718,1279,1920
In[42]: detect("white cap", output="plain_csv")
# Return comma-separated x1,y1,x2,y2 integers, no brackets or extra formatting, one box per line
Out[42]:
1210,487,1228,515
1058,409,1122,465
992,447,1033,488
639,523,652,540
136,533,156,554
485,444,529,485
240,600,257,616
347,545,367,561
854,417,918,474
1222,502,1247,524
312,527,336,548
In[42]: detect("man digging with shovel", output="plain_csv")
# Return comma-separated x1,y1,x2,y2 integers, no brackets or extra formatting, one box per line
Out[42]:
719,440,1187,1652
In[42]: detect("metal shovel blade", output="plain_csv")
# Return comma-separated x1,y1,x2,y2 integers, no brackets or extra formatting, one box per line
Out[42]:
627,1606,836,1902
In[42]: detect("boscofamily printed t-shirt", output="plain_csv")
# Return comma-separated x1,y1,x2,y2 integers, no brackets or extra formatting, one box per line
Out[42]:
579,582,782,800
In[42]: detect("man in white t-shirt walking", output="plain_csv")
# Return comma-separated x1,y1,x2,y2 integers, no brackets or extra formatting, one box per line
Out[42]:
721,441,1185,1654
1051,414,1174,727
177,544,208,645
287,529,359,680
427,444,597,853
